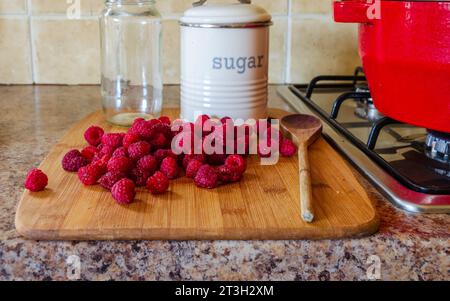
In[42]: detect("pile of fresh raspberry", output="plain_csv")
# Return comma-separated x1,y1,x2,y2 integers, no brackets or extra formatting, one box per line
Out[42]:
26,114,297,205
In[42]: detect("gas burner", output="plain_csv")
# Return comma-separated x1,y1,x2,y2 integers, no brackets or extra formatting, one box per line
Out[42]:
426,131,450,163
354,84,384,122
279,66,450,213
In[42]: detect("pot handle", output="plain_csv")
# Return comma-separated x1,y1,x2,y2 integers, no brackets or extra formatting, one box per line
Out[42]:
193,0,251,7
333,1,373,24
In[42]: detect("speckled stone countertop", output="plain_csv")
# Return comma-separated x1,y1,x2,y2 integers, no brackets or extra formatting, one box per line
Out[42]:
0,85,448,281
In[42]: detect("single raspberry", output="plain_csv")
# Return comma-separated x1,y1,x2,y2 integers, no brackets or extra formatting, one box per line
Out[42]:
158,116,171,125
182,154,205,169
111,178,135,205
136,120,156,139
62,149,89,172
280,138,297,157
137,155,157,174
81,146,98,161
194,164,218,189
186,159,203,178
217,164,242,183
127,141,151,161
146,171,169,194
151,132,168,150
122,133,140,148
101,133,123,149
92,154,110,174
77,163,104,185
154,149,177,164
99,171,126,190
160,157,179,179
84,126,104,146
24,168,48,192
112,146,128,158
107,156,133,174
93,144,115,161
130,167,151,187
128,118,146,136
152,122,172,138
225,155,247,175
206,153,227,166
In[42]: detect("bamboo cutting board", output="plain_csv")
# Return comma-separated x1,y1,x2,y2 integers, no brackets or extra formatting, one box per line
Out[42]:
15,108,379,240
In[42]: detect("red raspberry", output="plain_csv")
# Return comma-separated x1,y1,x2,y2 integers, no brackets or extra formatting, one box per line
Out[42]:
217,165,242,183
77,163,104,185
107,156,133,174
112,146,128,158
99,171,126,190
122,133,140,148
158,116,171,125
128,118,146,135
152,122,172,138
92,154,110,174
225,155,247,175
136,120,156,139
84,126,104,146
81,146,98,161
151,132,168,150
130,167,151,187
24,168,48,192
154,149,177,164
182,154,205,169
93,144,115,161
137,155,157,174
146,171,169,194
127,141,151,161
62,149,89,172
206,153,227,166
111,178,135,205
101,133,123,149
280,138,297,157
194,164,218,189
186,159,203,178
160,157,179,179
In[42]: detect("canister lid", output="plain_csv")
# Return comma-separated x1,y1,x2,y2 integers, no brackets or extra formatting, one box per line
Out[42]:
180,3,272,28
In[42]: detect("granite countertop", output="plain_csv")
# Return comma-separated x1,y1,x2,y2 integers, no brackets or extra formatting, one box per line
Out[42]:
0,85,448,281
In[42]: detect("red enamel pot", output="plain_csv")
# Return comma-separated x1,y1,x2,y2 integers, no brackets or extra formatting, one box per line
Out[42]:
334,0,450,133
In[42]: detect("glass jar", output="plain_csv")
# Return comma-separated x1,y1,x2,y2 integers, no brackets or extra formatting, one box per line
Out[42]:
100,0,162,126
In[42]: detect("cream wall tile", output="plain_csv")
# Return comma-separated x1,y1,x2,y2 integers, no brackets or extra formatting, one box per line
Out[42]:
156,0,287,15
32,19,100,84
290,18,361,83
0,0,27,14
162,20,180,84
31,0,104,15
0,18,32,84
269,17,287,83
292,0,332,14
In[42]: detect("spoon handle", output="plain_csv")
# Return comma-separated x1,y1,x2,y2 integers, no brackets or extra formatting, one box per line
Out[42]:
298,142,314,223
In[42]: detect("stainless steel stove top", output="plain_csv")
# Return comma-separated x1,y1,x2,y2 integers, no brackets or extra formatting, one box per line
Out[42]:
278,72,450,214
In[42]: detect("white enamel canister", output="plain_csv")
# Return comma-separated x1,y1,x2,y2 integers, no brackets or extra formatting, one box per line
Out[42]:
180,0,272,121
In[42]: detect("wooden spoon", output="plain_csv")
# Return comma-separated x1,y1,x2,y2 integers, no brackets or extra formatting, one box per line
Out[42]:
281,114,323,223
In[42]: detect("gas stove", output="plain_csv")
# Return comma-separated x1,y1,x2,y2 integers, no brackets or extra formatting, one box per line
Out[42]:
278,68,450,213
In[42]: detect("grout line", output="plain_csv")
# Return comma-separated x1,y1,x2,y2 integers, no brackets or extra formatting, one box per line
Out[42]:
26,0,36,84
284,0,293,84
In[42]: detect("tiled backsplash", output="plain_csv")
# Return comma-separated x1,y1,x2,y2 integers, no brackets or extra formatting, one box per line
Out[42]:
0,0,360,85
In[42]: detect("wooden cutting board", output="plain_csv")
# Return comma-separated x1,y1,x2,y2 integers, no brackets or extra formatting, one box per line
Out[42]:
15,108,379,240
